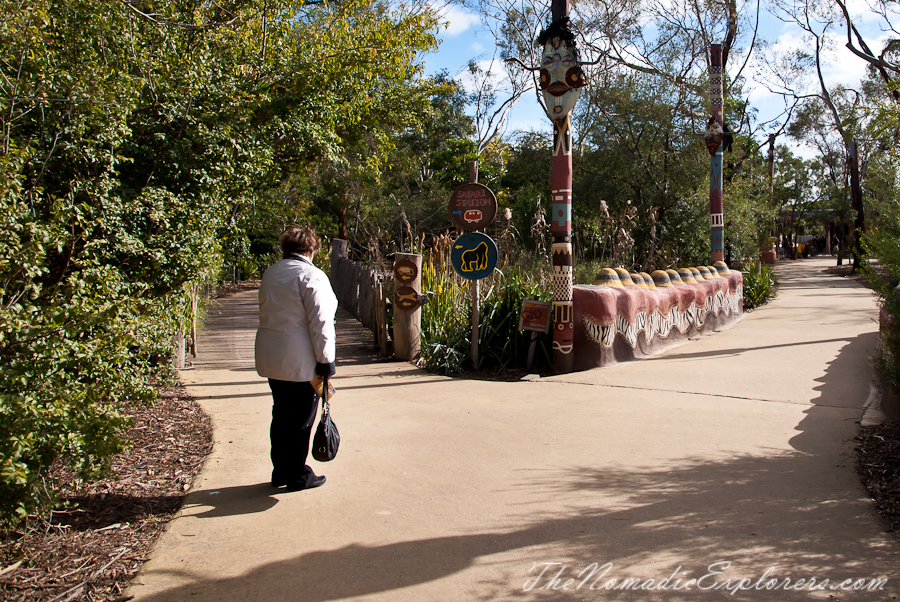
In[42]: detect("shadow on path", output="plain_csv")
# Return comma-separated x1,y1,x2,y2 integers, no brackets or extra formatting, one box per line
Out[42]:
138,331,898,602
181,483,279,519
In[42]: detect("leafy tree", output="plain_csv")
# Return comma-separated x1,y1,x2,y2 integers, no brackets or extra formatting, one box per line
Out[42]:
0,0,438,523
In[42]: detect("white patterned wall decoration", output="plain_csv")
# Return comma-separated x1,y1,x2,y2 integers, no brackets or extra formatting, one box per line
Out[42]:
582,286,743,348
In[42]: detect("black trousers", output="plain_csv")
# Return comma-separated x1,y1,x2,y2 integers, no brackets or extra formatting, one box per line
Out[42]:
267,379,319,486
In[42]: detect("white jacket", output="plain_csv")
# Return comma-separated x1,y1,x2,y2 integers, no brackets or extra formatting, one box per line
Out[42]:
255,255,338,382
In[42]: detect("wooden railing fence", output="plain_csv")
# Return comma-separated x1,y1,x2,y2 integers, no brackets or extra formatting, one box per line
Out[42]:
330,239,392,356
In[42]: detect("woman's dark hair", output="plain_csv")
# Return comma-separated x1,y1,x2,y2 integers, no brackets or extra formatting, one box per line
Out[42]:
279,226,321,257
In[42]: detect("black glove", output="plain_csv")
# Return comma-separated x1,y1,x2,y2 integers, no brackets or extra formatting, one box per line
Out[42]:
315,361,336,377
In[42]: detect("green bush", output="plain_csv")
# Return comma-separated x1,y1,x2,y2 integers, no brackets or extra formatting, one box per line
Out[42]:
742,261,779,310
419,258,551,374
477,267,551,370
0,0,438,524
421,340,466,376
863,207,900,392
419,259,470,374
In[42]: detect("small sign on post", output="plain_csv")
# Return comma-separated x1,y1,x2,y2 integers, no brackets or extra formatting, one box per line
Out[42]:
394,259,418,284
519,299,551,333
394,285,421,311
519,299,551,370
449,162,500,369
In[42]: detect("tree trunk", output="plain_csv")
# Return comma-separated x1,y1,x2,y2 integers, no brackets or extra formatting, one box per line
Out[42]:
848,140,865,273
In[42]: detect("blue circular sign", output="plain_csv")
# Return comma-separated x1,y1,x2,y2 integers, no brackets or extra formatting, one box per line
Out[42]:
450,232,498,281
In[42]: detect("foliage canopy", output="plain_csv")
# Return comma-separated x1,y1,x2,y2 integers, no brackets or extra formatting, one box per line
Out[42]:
0,0,438,523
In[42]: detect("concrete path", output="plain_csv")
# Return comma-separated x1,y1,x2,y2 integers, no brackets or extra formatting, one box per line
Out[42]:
128,259,900,601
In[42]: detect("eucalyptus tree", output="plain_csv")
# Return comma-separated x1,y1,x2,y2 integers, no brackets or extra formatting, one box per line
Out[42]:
573,67,713,268
456,0,770,269
761,0,900,269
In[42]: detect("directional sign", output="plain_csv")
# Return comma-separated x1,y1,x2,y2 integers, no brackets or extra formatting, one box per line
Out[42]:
393,259,418,284
448,183,497,231
395,285,421,311
450,232,498,281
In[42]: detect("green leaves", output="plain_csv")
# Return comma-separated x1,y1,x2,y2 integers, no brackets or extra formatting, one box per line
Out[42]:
742,261,779,310
0,0,442,523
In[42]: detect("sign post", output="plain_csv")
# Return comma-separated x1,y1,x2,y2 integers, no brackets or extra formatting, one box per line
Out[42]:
392,253,422,360
449,161,499,368
519,299,551,370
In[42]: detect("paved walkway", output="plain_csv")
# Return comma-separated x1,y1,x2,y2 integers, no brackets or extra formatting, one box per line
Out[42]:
129,259,899,601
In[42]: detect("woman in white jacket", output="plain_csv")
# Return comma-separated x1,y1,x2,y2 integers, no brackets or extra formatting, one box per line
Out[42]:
255,226,337,490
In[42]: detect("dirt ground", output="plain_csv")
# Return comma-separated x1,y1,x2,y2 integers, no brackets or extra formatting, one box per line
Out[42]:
0,384,213,601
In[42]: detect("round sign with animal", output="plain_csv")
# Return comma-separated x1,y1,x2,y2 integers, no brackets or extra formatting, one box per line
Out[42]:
393,259,418,284
450,232,499,281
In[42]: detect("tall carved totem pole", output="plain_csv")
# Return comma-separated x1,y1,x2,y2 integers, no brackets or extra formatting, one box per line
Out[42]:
708,44,725,263
540,0,585,373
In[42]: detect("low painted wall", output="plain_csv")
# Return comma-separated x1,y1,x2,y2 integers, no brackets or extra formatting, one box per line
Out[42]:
572,264,743,370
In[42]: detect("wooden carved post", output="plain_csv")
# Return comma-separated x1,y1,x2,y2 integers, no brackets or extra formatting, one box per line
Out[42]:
392,253,422,361
540,0,583,373
709,44,725,263
551,116,574,373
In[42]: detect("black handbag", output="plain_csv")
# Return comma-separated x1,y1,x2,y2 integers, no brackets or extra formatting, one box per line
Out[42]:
312,377,339,462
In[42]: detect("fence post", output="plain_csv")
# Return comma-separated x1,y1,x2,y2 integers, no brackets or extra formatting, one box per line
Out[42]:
392,253,422,361
331,238,348,286
374,279,390,357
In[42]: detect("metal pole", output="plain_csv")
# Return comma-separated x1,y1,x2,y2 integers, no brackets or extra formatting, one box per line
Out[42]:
526,331,539,371
767,133,777,255
471,279,479,368
849,140,865,272
710,44,725,264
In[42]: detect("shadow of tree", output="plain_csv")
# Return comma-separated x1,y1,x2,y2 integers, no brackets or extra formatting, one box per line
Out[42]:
134,263,897,601
55,494,184,531
135,446,897,601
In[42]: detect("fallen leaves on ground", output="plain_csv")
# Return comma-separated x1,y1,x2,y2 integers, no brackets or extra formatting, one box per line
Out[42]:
0,384,213,601
856,420,900,540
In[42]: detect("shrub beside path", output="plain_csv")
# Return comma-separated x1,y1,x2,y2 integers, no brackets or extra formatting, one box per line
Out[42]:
129,258,900,601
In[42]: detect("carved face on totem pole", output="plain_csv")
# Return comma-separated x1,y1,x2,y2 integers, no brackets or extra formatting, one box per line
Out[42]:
539,36,585,121
704,117,724,156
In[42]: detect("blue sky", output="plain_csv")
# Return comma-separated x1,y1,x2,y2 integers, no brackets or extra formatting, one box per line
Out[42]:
422,5,548,136
419,0,900,155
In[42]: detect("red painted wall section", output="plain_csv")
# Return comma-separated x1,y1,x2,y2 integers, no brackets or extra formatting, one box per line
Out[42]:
572,271,744,370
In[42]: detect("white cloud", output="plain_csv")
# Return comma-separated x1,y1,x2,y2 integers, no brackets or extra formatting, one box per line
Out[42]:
455,58,512,93
469,42,485,53
438,5,480,36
